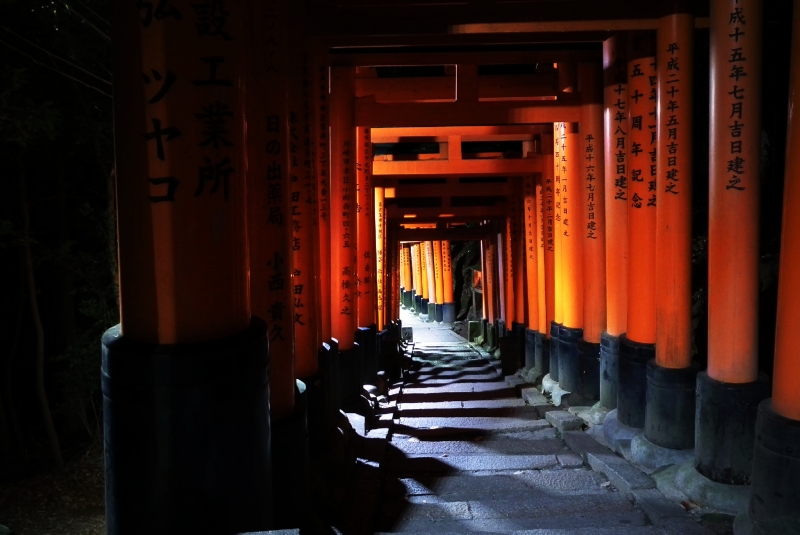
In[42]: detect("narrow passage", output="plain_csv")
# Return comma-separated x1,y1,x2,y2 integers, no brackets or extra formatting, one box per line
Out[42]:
370,314,715,534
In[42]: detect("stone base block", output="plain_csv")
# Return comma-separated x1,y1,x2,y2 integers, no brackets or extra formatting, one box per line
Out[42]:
696,372,770,485
673,462,750,515
630,433,693,470
602,408,641,455
617,335,653,429
549,321,562,382
600,332,620,410
749,399,800,524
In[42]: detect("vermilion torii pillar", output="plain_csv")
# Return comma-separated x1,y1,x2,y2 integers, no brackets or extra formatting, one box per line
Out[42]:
313,58,332,344
559,122,585,393
411,242,421,313
644,10,700,454
540,134,556,380
441,240,456,322
355,126,377,383
578,61,606,402
288,40,319,382
513,181,528,358
356,127,375,328
618,32,657,429
504,211,516,328
750,3,800,518
550,123,566,383
433,240,444,322
425,241,437,320
105,1,271,532
601,35,628,411
699,0,770,486
375,188,386,327
523,174,541,373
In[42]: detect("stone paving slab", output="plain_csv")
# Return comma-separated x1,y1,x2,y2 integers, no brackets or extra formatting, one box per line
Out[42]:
402,381,520,395
390,436,567,456
378,528,662,535
387,509,649,532
383,453,560,473
396,413,546,432
396,405,536,419
397,469,609,499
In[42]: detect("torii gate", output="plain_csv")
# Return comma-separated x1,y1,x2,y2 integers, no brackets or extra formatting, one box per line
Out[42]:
102,0,800,532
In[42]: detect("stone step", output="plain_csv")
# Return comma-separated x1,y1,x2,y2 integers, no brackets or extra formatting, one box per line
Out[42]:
396,412,546,433
376,528,661,535
380,509,649,533
382,452,560,474
389,436,567,456
393,469,610,500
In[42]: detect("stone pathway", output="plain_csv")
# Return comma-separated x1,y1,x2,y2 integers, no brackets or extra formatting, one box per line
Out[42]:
369,312,718,535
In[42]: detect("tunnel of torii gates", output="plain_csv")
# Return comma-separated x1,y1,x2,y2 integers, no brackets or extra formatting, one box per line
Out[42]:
101,0,800,533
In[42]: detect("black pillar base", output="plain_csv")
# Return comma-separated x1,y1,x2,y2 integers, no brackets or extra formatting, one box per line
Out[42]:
400,287,406,308
695,372,770,484
617,334,654,429
271,380,310,530
356,325,378,385
442,302,456,323
750,400,800,523
600,332,620,410
435,303,443,323
485,320,496,350
512,322,526,362
427,302,436,320
407,290,415,309
420,298,429,317
558,326,582,392
301,369,329,459
534,331,550,380
577,338,600,401
644,360,700,450
338,345,362,412
414,295,422,314
549,321,562,382
101,319,272,535
524,328,537,370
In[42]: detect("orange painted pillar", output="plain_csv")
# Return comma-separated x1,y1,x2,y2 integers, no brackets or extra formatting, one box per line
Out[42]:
375,188,386,327
356,126,375,327
697,0,770,486
288,41,320,380
523,175,540,329
433,240,444,321
601,35,628,410
245,11,295,420
708,0,761,384
441,240,455,322
485,240,496,325
313,59,332,344
329,67,356,351
750,3,800,515
618,31,656,429
514,186,527,328
410,243,419,310
425,241,436,318
577,61,606,401
391,230,401,322
504,214,516,327
641,12,700,451
536,169,551,378
523,173,541,372
414,242,423,312
558,123,584,392
480,240,487,320
420,241,429,303
106,1,271,528
551,124,566,382
542,136,556,342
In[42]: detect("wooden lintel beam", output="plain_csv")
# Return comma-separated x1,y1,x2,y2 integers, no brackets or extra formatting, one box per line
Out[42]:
388,205,508,219
356,98,580,127
372,125,543,143
450,17,710,35
374,155,542,176
397,226,494,242
387,182,513,198
328,48,602,67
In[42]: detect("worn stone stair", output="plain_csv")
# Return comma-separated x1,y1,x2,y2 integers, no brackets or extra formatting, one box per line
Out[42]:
370,339,716,535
